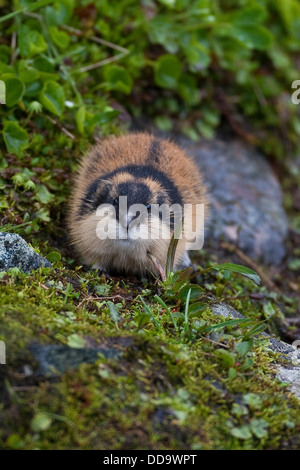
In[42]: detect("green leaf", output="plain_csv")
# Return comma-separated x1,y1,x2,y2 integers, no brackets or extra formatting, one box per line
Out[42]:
67,333,86,349
229,5,267,25
154,116,173,131
235,340,252,358
242,393,263,409
215,349,236,368
288,258,300,271
104,65,133,95
213,263,261,285
18,61,40,83
2,121,29,157
243,321,267,338
154,54,182,89
157,0,176,7
89,109,120,127
232,25,273,50
31,412,52,432
95,284,111,296
24,80,43,98
108,301,120,324
263,301,276,318
178,75,200,105
171,267,194,286
18,25,47,57
6,434,25,449
191,319,207,332
188,302,206,317
33,57,55,73
250,419,269,439
183,38,211,70
40,81,65,116
0,45,11,64
275,0,300,33
135,312,151,330
44,0,74,26
35,184,54,204
75,106,86,134
47,251,61,263
1,74,24,107
228,367,237,379
48,26,70,49
230,425,252,440
148,17,180,54
178,284,203,302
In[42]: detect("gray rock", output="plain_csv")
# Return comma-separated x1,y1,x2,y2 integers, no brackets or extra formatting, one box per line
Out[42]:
0,232,51,273
211,301,300,400
29,343,124,376
177,137,288,266
29,336,133,376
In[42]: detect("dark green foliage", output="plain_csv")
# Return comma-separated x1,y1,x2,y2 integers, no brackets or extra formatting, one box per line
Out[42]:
0,0,299,233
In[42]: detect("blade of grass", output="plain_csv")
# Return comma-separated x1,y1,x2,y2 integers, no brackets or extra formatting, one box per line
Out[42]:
154,294,178,331
203,317,255,333
1,221,32,233
0,0,57,24
139,295,160,328
184,287,192,327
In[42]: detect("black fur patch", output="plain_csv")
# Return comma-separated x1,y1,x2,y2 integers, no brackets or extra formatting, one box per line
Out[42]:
78,165,182,218
116,182,151,207
110,165,182,206
147,139,161,164
78,179,110,218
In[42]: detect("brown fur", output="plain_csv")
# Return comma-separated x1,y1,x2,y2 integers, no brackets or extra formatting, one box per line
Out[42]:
68,133,208,277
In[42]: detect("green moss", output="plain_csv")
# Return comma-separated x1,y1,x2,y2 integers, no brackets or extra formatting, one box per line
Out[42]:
0,266,299,450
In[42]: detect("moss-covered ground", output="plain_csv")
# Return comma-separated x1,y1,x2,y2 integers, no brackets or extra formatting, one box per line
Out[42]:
0,246,299,450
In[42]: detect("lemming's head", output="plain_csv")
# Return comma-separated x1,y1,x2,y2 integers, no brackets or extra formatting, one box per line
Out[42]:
77,164,183,245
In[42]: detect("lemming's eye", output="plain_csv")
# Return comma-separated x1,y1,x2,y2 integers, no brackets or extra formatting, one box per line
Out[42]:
146,203,151,211
113,197,118,206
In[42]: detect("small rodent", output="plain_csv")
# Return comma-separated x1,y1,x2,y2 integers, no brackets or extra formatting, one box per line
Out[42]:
68,133,207,277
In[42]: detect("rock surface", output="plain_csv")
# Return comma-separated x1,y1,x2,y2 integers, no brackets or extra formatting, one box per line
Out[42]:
211,301,300,399
0,232,51,273
29,341,127,376
176,137,288,266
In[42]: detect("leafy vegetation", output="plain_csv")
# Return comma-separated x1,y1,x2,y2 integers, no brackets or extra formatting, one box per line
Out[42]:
0,0,300,451
0,0,300,232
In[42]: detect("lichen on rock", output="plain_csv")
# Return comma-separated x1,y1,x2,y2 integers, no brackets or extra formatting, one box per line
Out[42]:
0,232,51,273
